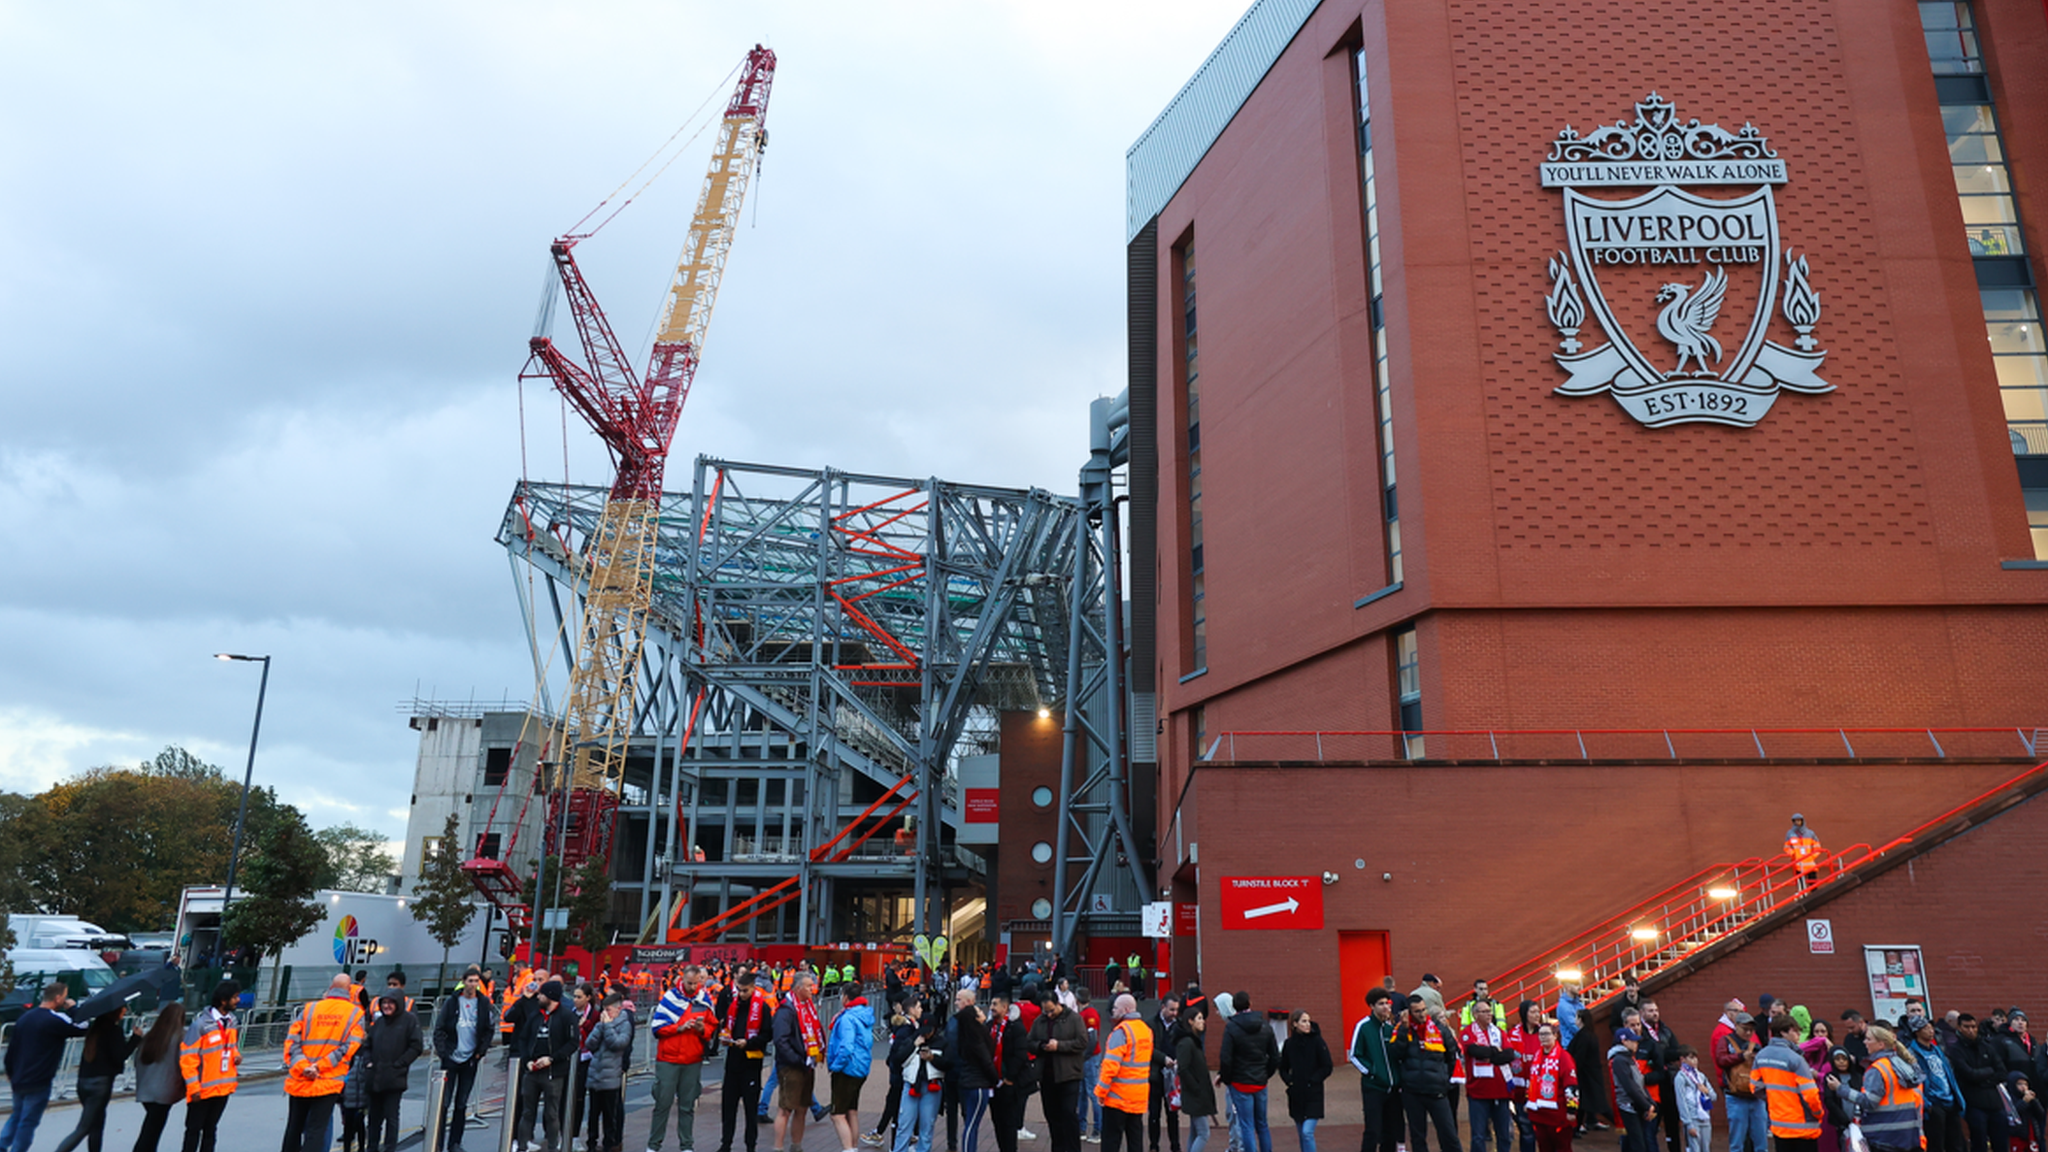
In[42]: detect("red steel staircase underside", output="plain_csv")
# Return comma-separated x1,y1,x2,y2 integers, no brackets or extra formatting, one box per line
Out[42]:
667,769,923,944
1453,760,2048,1019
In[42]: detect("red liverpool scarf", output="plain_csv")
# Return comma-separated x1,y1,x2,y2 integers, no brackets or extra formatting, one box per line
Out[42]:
1529,1047,1573,1111
796,997,823,1060
728,992,765,1039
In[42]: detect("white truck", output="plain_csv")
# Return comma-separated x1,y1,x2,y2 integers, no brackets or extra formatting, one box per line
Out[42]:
175,886,490,983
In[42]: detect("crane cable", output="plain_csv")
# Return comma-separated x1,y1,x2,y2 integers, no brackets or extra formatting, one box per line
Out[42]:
563,57,745,240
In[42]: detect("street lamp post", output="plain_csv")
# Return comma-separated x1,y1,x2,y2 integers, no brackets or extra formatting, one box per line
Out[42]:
215,654,272,924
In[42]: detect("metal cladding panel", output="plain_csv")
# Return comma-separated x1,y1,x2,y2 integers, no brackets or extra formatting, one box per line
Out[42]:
1125,0,1324,241
1127,222,1159,697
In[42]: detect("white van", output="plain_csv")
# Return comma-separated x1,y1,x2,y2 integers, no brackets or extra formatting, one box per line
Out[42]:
3,948,116,1022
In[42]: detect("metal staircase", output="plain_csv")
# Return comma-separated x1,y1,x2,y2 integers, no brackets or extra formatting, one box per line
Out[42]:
1458,761,2048,1018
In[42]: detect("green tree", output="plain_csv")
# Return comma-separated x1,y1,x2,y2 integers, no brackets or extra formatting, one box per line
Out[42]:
565,855,613,956
0,792,44,914
0,746,298,933
314,824,398,893
223,810,326,1003
410,813,479,983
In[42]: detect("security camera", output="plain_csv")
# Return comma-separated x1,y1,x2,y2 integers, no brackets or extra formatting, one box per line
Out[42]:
1321,871,1339,885
1382,872,1393,882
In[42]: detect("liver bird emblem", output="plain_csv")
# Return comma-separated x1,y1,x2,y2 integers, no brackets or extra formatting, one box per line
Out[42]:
1654,266,1728,375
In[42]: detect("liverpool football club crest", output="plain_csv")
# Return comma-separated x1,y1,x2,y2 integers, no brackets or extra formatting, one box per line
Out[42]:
1538,93,1831,428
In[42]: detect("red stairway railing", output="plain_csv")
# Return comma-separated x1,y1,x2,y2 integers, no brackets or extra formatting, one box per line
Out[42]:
1440,760,2048,1019
1202,726,2046,764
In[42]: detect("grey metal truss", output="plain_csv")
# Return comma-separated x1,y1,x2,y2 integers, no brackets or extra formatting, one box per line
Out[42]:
496,457,1085,943
1050,395,1152,961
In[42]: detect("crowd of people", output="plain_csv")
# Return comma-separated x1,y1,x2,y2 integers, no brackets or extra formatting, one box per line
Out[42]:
3,952,2042,1152
1337,973,2046,1152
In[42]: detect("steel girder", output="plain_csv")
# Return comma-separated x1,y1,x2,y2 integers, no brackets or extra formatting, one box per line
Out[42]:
1049,395,1152,962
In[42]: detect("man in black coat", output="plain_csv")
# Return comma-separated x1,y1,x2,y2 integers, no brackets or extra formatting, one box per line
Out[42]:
514,981,578,1152
1390,994,1464,1152
1637,1002,1683,1152
1030,992,1089,1152
1148,996,1183,1152
1218,992,1279,1152
989,995,1033,1152
432,968,499,1152
1947,1014,2010,1152
715,972,773,1152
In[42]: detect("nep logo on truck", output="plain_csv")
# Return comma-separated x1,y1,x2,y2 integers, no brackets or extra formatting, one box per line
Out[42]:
1538,93,1832,428
332,915,381,965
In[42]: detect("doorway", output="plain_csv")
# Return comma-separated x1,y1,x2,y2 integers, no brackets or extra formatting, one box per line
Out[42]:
1338,930,1392,1040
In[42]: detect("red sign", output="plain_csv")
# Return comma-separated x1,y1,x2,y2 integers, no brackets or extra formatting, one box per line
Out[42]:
1217,876,1323,930
964,788,1000,823
1175,903,1199,937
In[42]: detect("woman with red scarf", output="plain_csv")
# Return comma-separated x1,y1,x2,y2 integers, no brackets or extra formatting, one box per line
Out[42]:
1525,1023,1579,1152
1506,1002,1545,1152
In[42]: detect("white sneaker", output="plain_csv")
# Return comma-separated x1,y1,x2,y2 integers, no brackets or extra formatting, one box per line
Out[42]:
1017,1130,1038,1142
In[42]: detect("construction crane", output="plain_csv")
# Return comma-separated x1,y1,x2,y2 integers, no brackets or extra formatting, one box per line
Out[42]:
463,45,777,932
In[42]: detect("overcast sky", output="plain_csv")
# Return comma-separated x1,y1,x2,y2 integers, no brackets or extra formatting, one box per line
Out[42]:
0,0,1249,837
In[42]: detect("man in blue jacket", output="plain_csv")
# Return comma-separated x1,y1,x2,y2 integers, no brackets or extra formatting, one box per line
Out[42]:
2,982,90,1152
829,994,879,1152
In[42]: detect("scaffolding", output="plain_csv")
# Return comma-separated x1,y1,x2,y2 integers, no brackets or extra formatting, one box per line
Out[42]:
496,457,1087,943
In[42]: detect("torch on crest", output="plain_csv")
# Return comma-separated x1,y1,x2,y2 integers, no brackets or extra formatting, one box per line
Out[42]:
1783,250,1820,351
1547,254,1586,353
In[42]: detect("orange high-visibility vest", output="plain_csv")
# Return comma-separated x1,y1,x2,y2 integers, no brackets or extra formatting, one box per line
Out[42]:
501,970,528,1034
283,993,366,1098
1093,1019,1153,1113
178,1009,240,1102
1753,1044,1823,1138
1788,834,1823,873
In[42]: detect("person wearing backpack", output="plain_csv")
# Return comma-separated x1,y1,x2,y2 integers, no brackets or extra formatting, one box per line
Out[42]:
1717,1014,1766,1152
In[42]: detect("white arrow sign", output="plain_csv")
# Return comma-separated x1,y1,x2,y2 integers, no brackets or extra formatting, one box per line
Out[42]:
1242,897,1301,920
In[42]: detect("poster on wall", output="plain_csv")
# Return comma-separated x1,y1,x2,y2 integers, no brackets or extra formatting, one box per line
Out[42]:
1863,945,1928,1021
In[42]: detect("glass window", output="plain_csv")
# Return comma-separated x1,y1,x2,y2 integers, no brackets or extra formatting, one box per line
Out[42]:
1394,625,1422,758
1920,1,1982,72
1182,239,1207,670
2027,490,2048,558
1031,786,1053,808
1922,2,2045,556
1031,897,1053,919
1031,841,1053,864
483,746,511,787
1356,48,1402,587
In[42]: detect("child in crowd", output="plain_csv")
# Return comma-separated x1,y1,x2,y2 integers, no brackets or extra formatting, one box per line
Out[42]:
1673,1046,1717,1152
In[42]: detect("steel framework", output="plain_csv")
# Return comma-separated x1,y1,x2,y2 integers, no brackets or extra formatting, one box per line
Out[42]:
1049,395,1151,959
495,457,1086,942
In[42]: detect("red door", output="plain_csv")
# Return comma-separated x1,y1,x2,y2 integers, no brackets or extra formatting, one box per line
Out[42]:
1338,930,1393,1041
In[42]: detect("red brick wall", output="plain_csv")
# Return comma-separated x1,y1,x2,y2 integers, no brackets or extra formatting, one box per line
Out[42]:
1178,761,2038,1036
994,710,1066,931
1143,0,2048,899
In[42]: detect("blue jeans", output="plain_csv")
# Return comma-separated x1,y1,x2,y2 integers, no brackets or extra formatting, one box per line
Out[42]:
894,1085,943,1152
1,1085,52,1152
1725,1096,1768,1152
1080,1057,1104,1134
1225,1088,1271,1152
1295,1118,1319,1152
1188,1116,1211,1152
1468,1098,1513,1152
